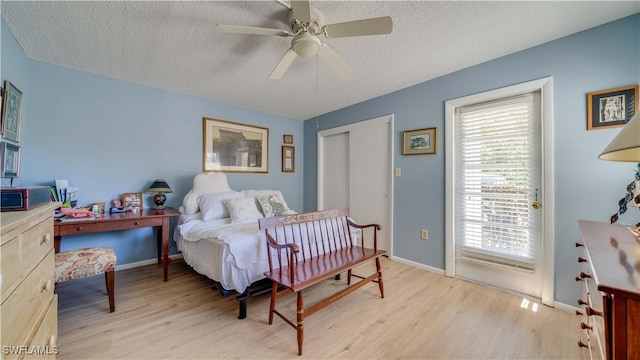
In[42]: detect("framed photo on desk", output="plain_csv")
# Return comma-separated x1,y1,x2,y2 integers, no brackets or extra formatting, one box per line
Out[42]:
123,192,142,210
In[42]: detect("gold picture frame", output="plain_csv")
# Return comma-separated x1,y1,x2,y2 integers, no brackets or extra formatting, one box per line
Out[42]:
282,145,294,172
202,117,269,173
587,84,638,130
122,192,143,210
283,134,293,144
403,127,437,155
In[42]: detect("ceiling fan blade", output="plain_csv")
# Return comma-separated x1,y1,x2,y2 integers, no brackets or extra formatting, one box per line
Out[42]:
318,44,353,80
217,24,292,37
270,49,298,79
323,16,393,38
291,0,311,23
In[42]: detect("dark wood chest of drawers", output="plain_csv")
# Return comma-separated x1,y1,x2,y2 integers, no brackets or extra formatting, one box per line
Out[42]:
577,220,640,359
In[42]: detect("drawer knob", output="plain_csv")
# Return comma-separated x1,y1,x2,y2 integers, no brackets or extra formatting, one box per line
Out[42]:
40,279,52,293
134,222,140,226
578,271,592,279
575,310,584,316
577,257,587,263
577,340,588,348
48,334,57,347
41,233,52,245
577,298,588,306
585,306,602,317
76,226,84,231
575,242,584,248
575,276,583,282
580,322,593,331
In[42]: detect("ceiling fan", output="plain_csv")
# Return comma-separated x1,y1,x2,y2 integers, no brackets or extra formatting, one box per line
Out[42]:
217,0,392,80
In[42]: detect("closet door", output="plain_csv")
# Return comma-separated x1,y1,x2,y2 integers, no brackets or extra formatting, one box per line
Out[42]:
349,121,391,251
318,115,393,252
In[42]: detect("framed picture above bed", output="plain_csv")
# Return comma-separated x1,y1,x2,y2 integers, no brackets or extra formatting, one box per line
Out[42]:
202,117,269,173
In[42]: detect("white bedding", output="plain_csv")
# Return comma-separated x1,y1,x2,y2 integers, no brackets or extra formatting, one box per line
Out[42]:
174,215,270,293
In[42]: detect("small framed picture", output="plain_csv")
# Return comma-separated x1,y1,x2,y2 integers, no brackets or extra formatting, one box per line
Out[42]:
403,127,437,155
2,80,22,143
587,84,638,130
122,192,143,210
0,142,20,178
282,145,294,172
283,134,293,144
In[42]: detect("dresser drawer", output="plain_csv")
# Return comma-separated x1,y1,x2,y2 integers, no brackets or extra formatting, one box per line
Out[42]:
1,235,21,303
28,296,58,359
1,250,55,351
21,217,54,277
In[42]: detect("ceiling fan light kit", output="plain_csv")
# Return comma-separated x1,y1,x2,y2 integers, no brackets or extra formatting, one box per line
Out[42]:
217,0,392,80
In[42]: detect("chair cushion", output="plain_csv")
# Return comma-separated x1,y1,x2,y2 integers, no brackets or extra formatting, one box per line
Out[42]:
55,247,117,282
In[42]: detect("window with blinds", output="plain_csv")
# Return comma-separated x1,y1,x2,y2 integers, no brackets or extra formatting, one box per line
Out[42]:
455,93,541,271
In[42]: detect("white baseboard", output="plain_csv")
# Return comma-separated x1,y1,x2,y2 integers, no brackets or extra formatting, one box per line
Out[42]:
115,253,183,271
390,255,445,275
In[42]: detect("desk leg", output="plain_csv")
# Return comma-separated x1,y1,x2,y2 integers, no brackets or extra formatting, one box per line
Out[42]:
54,235,61,253
159,217,171,282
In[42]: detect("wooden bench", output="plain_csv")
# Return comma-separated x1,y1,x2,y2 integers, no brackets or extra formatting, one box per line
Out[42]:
258,208,386,356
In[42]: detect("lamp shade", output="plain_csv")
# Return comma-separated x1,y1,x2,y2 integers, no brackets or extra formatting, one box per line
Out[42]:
147,179,173,193
598,111,640,162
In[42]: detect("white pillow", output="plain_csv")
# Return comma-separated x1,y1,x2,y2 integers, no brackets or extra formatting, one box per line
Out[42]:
181,173,232,215
181,189,199,215
256,194,295,217
193,173,231,195
198,191,244,221
222,197,264,223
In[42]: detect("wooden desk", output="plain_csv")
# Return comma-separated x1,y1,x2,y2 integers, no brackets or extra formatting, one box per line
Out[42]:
54,207,180,282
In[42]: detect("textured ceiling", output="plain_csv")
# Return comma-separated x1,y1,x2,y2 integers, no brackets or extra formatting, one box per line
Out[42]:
2,1,638,120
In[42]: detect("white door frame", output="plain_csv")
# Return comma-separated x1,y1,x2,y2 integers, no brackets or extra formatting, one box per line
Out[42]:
444,77,555,306
317,114,395,257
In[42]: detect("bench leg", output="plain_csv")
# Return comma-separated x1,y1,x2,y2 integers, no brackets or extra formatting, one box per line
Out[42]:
375,257,384,298
297,291,304,356
347,269,352,285
105,270,115,312
268,282,277,325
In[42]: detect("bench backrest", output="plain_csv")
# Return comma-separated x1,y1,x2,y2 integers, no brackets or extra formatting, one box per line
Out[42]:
258,208,354,272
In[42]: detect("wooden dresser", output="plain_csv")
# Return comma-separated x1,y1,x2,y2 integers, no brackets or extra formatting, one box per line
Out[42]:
577,220,640,360
1,202,59,359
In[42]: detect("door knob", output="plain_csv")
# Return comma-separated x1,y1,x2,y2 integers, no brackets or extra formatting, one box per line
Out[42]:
531,188,542,209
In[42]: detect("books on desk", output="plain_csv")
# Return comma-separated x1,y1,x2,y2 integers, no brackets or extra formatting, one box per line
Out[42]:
54,179,78,208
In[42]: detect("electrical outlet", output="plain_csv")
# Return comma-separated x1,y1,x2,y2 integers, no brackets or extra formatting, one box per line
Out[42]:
421,229,428,240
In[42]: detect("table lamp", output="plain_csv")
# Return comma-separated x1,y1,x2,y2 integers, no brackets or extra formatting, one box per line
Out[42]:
147,179,173,210
599,111,640,227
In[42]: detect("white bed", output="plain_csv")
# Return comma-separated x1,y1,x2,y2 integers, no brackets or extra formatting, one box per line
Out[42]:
173,173,295,296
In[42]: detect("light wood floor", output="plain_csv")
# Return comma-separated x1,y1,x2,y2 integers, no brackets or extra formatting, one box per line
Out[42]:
56,257,583,359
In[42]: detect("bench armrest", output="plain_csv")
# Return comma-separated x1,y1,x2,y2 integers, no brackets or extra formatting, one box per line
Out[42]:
346,218,382,250
265,233,299,284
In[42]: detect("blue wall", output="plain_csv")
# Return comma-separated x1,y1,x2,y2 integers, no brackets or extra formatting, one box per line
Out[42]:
303,14,640,305
1,22,304,265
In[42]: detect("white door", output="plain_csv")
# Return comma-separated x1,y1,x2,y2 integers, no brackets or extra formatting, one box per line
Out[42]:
321,132,350,210
445,78,555,305
318,115,393,252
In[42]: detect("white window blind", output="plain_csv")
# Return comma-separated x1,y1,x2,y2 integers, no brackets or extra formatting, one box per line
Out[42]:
455,93,541,270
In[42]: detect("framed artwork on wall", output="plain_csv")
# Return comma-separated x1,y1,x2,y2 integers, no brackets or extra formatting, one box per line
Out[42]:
202,117,269,173
587,84,638,130
0,142,21,178
2,81,22,143
403,127,437,155
282,145,294,172
283,134,293,144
